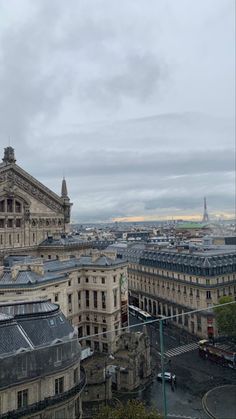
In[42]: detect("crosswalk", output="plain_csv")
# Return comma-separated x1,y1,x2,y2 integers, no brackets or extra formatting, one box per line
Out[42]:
165,342,198,358
215,343,233,351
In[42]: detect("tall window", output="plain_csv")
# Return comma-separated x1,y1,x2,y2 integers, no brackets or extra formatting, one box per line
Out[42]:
16,219,21,228
15,201,22,213
113,289,117,308
55,377,64,395
86,290,89,308
0,200,4,212
101,291,106,309
93,291,97,308
7,199,13,212
206,291,211,300
7,219,13,228
17,389,28,408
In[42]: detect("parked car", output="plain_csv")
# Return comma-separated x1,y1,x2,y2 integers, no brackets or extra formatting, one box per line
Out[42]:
157,372,176,382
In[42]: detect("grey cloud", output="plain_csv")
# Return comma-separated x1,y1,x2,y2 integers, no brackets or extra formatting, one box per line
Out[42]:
82,52,166,106
0,2,69,142
145,194,235,212
0,1,234,222
31,147,234,178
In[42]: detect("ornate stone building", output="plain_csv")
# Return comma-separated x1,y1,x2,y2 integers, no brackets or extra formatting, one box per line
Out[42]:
0,147,72,252
128,247,236,338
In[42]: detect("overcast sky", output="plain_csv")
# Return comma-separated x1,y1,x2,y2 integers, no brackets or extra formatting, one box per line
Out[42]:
0,0,235,222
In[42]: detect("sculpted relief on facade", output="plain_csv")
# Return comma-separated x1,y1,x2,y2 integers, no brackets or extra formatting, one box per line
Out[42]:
0,169,64,214
0,147,72,251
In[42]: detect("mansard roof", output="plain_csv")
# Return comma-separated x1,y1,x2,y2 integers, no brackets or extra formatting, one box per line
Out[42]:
138,248,236,275
0,253,126,288
0,300,76,357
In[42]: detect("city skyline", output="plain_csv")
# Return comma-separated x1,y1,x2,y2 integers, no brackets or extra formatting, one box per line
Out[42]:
0,0,235,223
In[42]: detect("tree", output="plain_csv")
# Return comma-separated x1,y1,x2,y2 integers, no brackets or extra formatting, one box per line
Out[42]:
214,296,236,337
94,400,162,419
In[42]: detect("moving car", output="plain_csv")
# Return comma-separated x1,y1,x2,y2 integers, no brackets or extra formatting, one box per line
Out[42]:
157,372,176,382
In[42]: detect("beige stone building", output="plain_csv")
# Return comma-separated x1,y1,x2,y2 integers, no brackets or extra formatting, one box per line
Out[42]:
0,252,128,354
81,330,151,408
0,147,71,255
128,247,236,338
0,146,129,354
0,300,85,418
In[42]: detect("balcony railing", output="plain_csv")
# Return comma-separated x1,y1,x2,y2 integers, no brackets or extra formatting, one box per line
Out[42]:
1,367,86,419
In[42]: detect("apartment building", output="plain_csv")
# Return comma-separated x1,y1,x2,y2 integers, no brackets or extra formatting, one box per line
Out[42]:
0,300,85,418
0,251,128,354
128,247,236,338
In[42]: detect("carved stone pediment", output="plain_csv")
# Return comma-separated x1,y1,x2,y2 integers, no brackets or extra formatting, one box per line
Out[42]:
0,166,64,214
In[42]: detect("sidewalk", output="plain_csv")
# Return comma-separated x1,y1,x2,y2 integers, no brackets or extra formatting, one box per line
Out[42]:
202,385,236,419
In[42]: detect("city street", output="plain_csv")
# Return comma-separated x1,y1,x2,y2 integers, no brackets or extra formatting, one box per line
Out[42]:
127,315,236,418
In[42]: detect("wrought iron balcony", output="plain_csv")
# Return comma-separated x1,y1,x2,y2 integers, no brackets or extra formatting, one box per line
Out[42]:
1,367,86,419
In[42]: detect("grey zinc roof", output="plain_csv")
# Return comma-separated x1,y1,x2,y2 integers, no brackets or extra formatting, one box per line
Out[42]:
0,254,125,289
0,323,31,356
0,301,58,317
0,269,68,287
18,313,74,347
0,301,76,356
44,255,124,270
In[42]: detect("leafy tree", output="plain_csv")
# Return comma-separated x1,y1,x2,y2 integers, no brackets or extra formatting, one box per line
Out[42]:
214,296,236,337
94,400,162,419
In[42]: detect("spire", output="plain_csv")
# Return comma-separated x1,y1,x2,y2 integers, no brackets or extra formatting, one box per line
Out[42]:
202,197,209,222
61,177,68,198
2,147,16,164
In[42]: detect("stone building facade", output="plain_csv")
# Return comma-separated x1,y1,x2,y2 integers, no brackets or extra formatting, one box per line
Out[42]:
0,147,72,252
81,330,151,406
0,300,85,418
0,252,128,354
128,248,236,338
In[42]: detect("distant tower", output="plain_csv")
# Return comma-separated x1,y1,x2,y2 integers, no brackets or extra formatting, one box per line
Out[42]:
202,197,209,222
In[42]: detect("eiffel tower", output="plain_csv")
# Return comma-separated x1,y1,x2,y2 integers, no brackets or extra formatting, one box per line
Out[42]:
202,197,209,222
